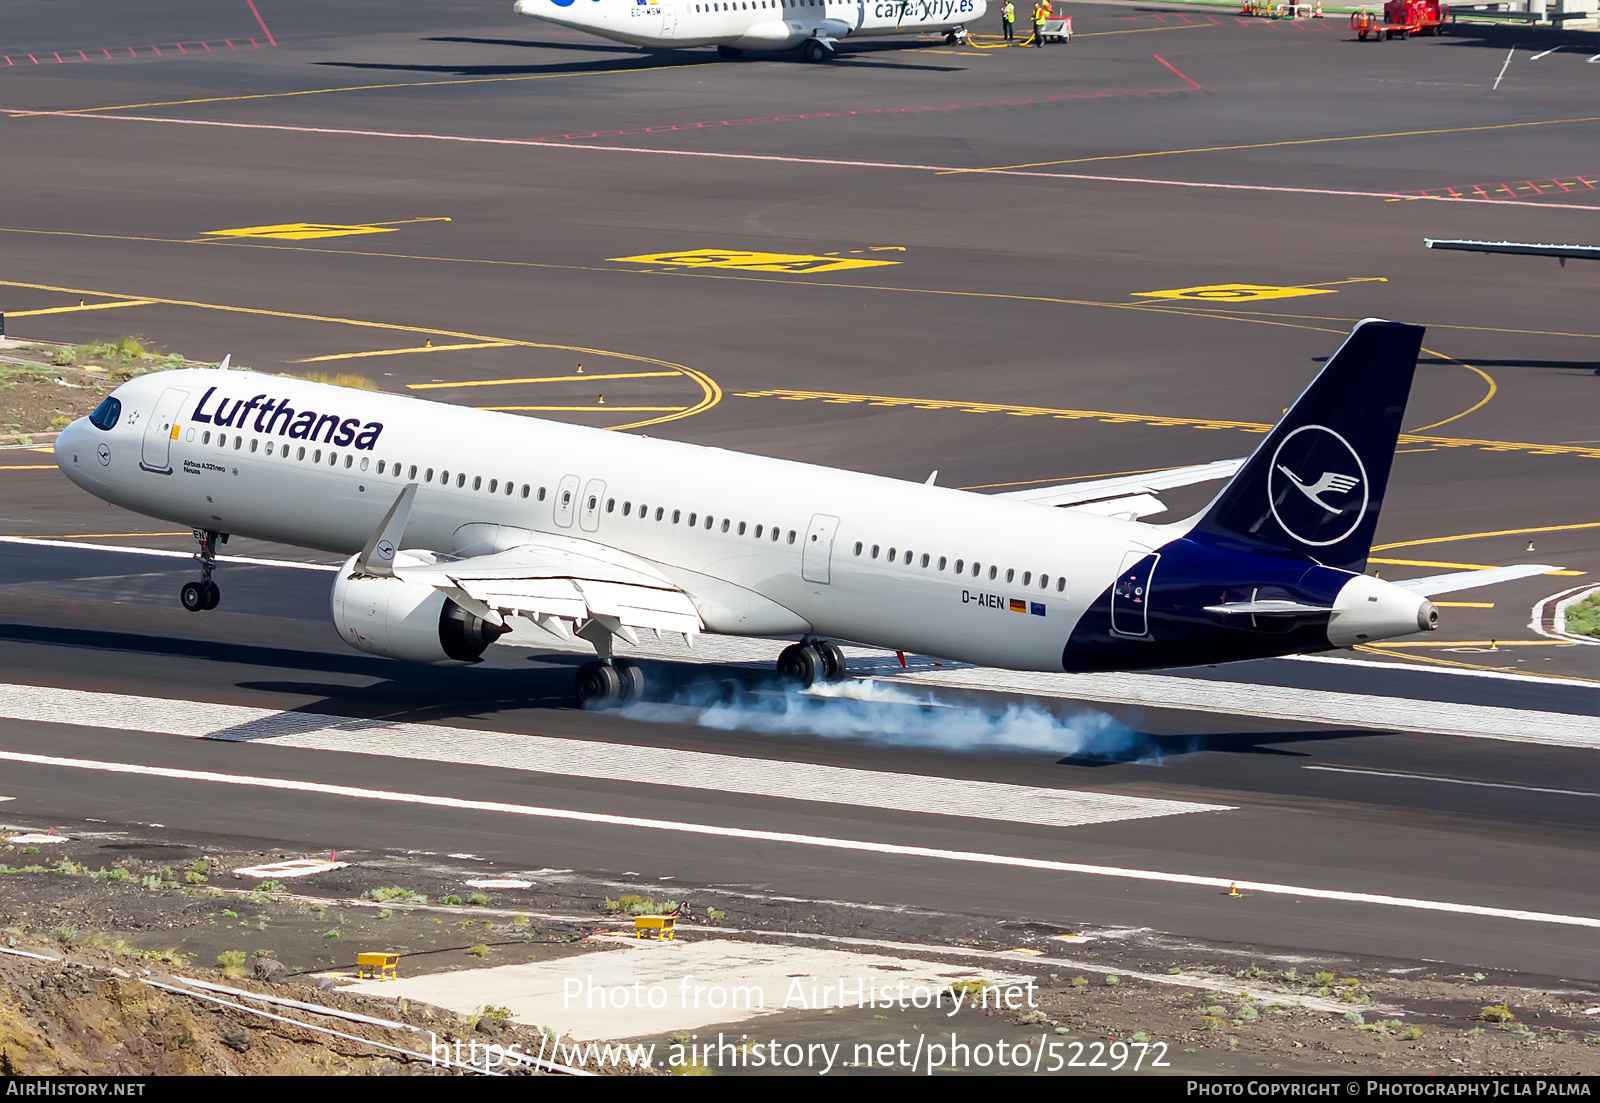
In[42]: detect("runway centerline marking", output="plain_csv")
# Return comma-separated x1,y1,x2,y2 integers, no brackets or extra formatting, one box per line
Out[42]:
1307,764,1600,799
9,112,1597,212
0,277,720,435
734,388,1600,462
4,748,1598,931
0,684,1229,830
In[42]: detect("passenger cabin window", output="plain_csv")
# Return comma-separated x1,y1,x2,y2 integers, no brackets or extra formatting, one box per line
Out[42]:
474,476,482,491
954,559,964,573
854,542,863,555
1057,578,1067,592
408,465,417,479
920,553,929,568
535,486,544,500
606,498,616,513
787,530,796,544
870,545,879,559
672,510,681,523
377,460,386,474
755,525,764,538
737,521,746,535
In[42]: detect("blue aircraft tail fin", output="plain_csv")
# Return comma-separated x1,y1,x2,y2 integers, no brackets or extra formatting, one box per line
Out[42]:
1191,318,1424,573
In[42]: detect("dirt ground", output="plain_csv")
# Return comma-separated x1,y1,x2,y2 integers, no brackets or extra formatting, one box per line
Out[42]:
3,820,1598,1076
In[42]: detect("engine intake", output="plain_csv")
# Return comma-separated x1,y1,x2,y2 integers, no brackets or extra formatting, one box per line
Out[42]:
331,553,508,663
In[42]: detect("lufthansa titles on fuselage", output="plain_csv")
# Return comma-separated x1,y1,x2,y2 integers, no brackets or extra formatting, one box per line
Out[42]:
191,386,384,450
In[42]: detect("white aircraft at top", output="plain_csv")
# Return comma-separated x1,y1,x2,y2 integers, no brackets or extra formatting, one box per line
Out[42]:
512,0,986,61
55,320,1554,706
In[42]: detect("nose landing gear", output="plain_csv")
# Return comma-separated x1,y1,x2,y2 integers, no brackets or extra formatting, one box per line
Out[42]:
181,529,223,612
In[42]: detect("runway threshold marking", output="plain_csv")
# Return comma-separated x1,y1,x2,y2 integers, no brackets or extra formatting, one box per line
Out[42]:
0,277,721,435
1306,764,1600,800
733,389,1600,461
5,748,1598,931
0,683,1230,830
16,112,1599,213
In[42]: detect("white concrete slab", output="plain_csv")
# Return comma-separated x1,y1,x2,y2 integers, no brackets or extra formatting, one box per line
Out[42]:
345,936,1033,1041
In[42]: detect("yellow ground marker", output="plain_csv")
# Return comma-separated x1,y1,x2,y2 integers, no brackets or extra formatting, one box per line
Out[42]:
735,388,1600,461
1369,557,1582,575
0,465,56,470
1365,640,1567,648
5,299,153,317
479,406,685,413
410,371,680,390
1134,284,1337,303
293,341,514,363
1433,602,1495,608
611,248,899,275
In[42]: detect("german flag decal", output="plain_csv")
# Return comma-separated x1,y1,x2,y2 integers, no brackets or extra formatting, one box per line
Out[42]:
1009,598,1027,613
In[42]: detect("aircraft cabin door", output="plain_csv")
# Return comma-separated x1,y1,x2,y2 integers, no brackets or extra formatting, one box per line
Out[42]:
553,474,581,528
579,479,606,532
1110,549,1158,638
802,513,839,584
140,387,189,474
661,4,676,35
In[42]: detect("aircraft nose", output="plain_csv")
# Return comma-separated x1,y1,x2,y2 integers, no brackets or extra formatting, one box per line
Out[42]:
54,418,96,485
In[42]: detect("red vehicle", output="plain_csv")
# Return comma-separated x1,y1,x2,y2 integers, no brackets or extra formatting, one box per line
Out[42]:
1351,0,1448,38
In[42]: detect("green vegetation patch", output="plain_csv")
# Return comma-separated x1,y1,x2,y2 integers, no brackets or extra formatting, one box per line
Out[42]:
1564,593,1600,638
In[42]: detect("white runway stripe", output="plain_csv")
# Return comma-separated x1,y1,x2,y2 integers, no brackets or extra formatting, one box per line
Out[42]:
3,748,1596,931
0,684,1230,829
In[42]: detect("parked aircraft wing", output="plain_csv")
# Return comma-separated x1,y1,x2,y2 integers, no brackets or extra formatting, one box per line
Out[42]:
996,458,1244,508
1389,563,1563,598
394,532,703,638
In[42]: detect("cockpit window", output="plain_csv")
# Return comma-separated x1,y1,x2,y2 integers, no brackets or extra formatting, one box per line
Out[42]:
88,397,121,431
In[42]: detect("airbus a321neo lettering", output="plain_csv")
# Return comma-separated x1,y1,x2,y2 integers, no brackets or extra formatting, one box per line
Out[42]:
55,319,1555,705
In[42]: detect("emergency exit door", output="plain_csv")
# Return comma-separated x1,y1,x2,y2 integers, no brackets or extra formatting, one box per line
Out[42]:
140,387,189,474
1110,550,1158,638
802,514,840,584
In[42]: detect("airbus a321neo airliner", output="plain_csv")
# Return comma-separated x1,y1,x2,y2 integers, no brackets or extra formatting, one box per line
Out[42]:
55,319,1553,705
511,0,986,63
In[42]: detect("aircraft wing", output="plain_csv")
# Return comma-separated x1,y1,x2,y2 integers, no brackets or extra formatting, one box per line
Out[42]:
393,532,703,642
1389,563,1563,598
1425,238,1600,264
995,458,1244,517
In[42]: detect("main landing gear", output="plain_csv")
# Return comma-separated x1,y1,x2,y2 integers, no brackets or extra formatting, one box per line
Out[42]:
180,529,223,612
574,658,645,708
801,38,832,63
775,639,846,688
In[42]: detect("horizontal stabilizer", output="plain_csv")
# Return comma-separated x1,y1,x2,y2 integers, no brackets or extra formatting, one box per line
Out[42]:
1067,493,1168,521
1391,563,1561,598
998,458,1244,508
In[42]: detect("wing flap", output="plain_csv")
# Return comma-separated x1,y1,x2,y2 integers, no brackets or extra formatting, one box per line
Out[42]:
396,531,705,638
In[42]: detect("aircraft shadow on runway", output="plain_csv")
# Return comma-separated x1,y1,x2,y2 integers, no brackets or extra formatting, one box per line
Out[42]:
314,56,709,78
1055,727,1376,767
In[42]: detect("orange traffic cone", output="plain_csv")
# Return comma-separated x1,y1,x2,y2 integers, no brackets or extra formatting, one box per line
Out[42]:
1314,0,1323,15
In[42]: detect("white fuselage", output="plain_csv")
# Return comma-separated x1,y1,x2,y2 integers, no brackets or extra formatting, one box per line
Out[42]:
514,0,986,51
56,369,1162,671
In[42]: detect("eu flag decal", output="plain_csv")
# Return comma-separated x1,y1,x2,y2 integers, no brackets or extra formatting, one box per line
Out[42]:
1030,602,1046,616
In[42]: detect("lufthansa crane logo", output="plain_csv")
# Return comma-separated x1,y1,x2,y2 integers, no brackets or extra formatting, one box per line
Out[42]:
1266,424,1368,547
375,539,395,562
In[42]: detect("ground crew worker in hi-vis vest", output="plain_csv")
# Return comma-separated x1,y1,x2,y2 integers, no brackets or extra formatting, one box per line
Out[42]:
1002,0,1015,39
1031,0,1048,46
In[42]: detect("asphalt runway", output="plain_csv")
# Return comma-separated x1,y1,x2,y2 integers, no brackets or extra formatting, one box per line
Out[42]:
1,1,1598,981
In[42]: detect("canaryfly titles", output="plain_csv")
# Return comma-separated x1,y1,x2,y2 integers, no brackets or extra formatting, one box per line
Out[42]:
191,386,384,450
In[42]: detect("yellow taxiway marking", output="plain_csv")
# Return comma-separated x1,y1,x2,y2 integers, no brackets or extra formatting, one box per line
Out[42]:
1369,556,1579,573
478,405,685,412
0,277,720,435
1406,355,1496,434
1353,643,1600,682
1433,601,1495,608
611,248,900,275
204,218,451,242
1373,521,1600,553
410,371,680,390
1363,640,1569,648
1134,284,1337,304
293,342,515,363
945,113,1600,174
10,65,716,117
0,465,56,470
25,532,188,538
5,299,153,317
736,388,1600,461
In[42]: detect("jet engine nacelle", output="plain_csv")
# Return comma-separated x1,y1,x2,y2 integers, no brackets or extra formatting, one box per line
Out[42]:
1327,572,1438,647
331,553,507,663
